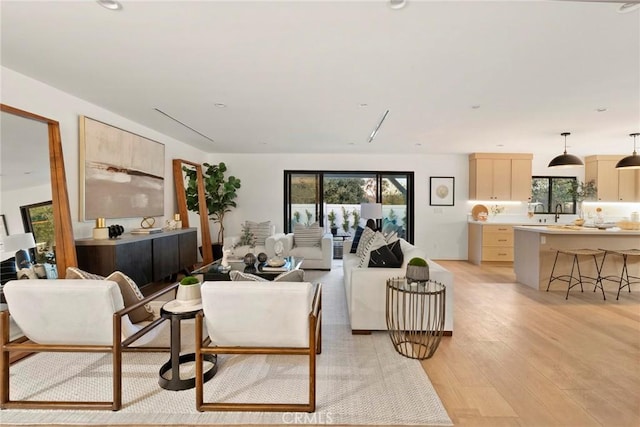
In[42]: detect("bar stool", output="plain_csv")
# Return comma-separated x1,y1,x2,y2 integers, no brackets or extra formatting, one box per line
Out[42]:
599,249,640,300
547,248,606,300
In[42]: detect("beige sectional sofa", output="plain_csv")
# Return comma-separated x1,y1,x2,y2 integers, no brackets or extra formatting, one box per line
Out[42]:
342,239,454,334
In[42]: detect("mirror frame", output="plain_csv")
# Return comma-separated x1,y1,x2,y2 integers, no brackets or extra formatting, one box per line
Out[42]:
172,159,213,265
1,104,77,277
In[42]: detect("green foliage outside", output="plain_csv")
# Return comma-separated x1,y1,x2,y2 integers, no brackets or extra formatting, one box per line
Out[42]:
341,206,351,233
28,204,55,264
327,210,337,228
324,178,368,204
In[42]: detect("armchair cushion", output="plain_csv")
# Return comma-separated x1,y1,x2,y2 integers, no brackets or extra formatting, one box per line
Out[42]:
293,223,323,247
245,220,272,246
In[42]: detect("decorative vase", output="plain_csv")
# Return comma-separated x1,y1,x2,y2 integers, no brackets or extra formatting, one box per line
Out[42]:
243,252,257,267
406,264,429,284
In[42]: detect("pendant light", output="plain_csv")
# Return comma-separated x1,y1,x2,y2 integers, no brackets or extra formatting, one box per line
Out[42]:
548,132,584,168
615,133,640,169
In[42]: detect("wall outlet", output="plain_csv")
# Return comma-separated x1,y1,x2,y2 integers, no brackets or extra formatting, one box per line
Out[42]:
434,207,444,214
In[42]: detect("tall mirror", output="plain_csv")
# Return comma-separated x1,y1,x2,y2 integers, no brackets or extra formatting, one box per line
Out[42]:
0,104,76,279
172,159,213,265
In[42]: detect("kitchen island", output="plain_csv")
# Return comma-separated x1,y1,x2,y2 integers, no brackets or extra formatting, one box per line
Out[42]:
513,225,640,290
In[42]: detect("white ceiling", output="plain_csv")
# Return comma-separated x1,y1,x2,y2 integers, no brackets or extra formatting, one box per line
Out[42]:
1,0,639,159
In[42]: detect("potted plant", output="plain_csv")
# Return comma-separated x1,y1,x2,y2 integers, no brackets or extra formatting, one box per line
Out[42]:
328,210,338,235
176,275,202,304
569,179,597,219
184,162,241,259
406,257,429,285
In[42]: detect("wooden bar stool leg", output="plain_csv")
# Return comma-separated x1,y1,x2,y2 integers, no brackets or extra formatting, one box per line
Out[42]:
617,254,629,300
592,253,606,300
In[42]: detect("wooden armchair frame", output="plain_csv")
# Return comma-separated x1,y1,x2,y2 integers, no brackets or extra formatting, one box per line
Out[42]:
0,282,179,411
195,283,322,412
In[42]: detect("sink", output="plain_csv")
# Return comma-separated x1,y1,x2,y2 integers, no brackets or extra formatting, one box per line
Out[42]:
546,224,583,230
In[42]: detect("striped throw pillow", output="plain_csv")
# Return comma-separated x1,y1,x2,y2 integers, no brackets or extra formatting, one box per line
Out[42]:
358,231,388,267
355,227,376,258
246,221,272,246
293,223,323,247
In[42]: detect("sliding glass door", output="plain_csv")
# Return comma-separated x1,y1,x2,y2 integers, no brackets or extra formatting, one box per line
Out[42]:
284,170,414,242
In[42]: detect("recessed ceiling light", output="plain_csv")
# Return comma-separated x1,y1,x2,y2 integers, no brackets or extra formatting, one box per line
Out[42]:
389,0,407,10
214,103,226,108
415,143,422,146
496,144,504,147
359,103,368,108
96,0,122,11
348,142,356,145
471,105,481,109
619,3,640,13
596,107,608,112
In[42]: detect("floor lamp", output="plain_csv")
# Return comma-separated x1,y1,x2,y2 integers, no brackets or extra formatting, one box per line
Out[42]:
360,203,383,231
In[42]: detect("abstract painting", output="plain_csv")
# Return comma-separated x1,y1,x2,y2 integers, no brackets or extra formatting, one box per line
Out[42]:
80,116,164,220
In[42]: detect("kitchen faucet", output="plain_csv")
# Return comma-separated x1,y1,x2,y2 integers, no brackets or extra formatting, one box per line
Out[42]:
554,203,563,223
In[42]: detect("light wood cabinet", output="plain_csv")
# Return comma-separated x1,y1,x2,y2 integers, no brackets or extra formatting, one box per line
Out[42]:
468,223,514,264
469,153,533,201
585,155,640,202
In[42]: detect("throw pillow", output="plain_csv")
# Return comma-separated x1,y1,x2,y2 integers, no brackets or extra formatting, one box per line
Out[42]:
65,266,105,280
229,270,268,282
293,223,323,247
358,231,388,268
105,271,154,323
368,240,404,268
273,269,305,282
355,227,376,258
246,220,272,246
350,226,365,254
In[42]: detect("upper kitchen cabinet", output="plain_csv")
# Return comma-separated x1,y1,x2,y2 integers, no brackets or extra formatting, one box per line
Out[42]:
469,153,533,201
585,155,640,202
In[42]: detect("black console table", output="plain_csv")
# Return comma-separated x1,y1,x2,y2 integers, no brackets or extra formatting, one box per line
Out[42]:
75,228,197,286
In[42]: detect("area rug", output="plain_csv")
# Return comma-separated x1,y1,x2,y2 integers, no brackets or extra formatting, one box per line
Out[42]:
2,264,452,426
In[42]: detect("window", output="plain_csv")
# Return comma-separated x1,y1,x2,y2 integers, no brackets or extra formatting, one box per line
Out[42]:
531,176,577,215
284,171,414,243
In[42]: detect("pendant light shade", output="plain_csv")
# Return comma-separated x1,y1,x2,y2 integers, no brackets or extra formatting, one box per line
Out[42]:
615,133,640,169
548,132,584,168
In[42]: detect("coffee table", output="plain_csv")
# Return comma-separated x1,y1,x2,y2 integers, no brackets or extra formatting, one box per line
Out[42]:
192,256,303,281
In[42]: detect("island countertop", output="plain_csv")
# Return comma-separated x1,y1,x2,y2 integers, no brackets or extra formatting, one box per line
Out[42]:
513,225,640,236
513,226,640,290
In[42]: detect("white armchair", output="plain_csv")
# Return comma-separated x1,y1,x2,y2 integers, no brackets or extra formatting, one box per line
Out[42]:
278,233,333,270
195,281,322,412
1,279,178,411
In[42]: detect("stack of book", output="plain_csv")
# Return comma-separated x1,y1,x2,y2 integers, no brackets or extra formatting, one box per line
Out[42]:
131,227,163,235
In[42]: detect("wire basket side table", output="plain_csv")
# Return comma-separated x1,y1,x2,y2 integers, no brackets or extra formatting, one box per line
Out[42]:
386,277,446,360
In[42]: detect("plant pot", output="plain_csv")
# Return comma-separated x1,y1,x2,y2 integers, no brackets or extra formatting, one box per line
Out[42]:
199,243,225,261
331,226,338,236
406,264,429,284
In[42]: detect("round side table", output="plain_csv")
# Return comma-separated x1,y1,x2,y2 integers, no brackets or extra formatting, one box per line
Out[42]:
158,301,217,391
385,277,446,360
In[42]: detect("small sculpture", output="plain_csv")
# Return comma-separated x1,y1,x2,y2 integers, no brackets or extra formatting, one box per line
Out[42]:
257,252,268,263
243,252,257,267
108,225,124,239
221,249,231,267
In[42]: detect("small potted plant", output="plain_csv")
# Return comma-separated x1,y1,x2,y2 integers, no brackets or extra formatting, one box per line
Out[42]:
328,210,338,235
176,275,202,305
406,257,429,285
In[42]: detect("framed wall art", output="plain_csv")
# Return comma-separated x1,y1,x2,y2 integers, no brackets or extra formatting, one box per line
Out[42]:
79,116,165,220
430,177,455,206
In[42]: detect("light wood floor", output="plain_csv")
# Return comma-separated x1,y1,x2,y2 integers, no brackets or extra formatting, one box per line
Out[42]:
422,260,640,427
11,261,640,427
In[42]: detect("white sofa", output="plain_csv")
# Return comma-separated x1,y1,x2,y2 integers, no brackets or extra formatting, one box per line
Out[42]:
277,233,333,270
342,239,454,334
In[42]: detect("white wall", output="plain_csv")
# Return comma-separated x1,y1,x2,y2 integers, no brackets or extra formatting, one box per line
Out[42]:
1,67,209,242
213,153,470,260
